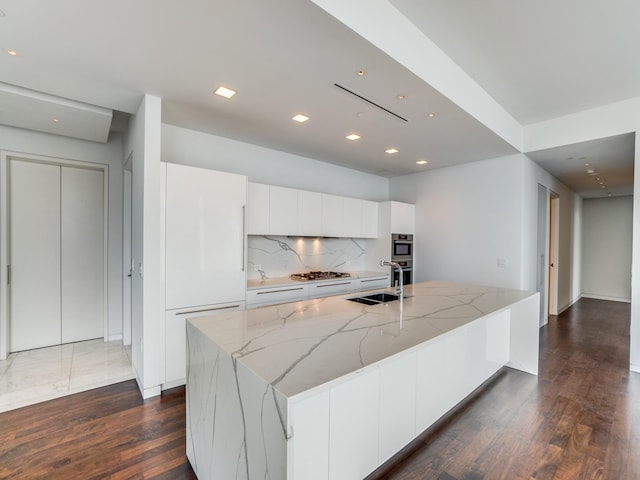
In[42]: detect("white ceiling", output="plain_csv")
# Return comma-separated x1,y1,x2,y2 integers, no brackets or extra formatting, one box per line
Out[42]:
0,0,636,195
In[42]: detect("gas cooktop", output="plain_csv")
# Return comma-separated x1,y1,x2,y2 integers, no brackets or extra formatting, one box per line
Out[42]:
290,271,351,281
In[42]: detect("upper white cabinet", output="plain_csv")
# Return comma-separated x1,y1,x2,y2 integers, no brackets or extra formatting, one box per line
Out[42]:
390,201,415,234
342,197,361,238
269,185,298,234
164,163,247,310
362,200,379,238
248,182,378,238
297,190,322,236
247,183,269,234
321,194,343,237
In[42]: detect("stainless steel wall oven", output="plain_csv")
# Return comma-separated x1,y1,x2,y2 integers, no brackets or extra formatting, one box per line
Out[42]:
391,233,413,286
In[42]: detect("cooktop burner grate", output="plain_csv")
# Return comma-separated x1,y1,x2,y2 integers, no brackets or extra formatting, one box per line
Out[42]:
290,271,351,281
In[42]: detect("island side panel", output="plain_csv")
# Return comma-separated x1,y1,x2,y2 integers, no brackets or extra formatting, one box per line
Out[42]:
506,293,540,375
186,321,288,480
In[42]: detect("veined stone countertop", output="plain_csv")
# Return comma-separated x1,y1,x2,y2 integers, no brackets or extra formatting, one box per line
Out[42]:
246,270,389,290
188,281,537,399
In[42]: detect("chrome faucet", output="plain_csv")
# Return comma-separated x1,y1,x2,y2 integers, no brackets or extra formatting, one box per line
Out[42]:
380,260,403,302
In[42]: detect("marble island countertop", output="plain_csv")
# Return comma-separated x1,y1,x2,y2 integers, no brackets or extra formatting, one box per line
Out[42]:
188,281,537,399
246,270,388,290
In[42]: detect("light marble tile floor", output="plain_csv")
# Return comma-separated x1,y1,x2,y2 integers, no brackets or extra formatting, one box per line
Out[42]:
0,339,134,413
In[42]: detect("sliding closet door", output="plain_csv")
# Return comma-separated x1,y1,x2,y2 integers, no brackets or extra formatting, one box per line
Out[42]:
61,166,104,343
9,160,62,351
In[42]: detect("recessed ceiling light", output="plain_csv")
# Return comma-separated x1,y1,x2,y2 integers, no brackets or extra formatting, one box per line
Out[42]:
356,69,366,76
7,49,17,56
345,134,361,141
52,118,60,123
214,86,236,99
601,185,606,189
427,113,436,118
291,114,309,123
385,148,399,154
396,94,406,100
416,160,428,165
584,163,590,166
356,112,365,118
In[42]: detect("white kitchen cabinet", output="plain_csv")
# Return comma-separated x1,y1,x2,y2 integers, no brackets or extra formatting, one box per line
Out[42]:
164,163,247,310
321,194,343,237
289,391,330,480
270,185,298,235
378,353,417,463
165,301,244,388
248,182,269,234
342,197,362,238
390,201,415,234
297,190,322,236
329,368,380,480
246,284,309,308
308,279,354,298
354,275,390,291
361,200,379,238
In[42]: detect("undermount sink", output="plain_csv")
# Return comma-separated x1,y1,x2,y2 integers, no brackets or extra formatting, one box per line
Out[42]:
346,292,403,305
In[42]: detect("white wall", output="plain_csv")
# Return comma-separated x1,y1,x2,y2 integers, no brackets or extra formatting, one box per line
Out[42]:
582,196,633,302
0,124,124,342
389,154,525,289
124,94,163,398
389,153,580,318
161,124,388,201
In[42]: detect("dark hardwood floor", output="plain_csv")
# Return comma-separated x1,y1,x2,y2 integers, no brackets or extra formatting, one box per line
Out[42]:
0,298,637,479
0,380,196,479
368,298,638,480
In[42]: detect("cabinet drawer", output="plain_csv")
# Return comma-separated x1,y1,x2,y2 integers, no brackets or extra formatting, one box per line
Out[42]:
246,285,309,308
355,276,390,291
165,302,245,388
308,280,354,298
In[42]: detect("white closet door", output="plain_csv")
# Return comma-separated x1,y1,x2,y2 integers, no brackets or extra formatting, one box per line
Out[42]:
9,160,62,351
61,166,104,343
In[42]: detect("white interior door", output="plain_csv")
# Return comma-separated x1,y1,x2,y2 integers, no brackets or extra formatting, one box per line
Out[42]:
9,159,62,351
122,165,132,346
536,183,548,327
61,166,104,343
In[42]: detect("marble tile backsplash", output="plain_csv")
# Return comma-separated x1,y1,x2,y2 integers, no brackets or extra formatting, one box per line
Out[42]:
247,235,370,280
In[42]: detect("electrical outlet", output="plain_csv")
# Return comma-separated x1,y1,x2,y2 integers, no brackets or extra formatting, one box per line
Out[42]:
254,264,262,271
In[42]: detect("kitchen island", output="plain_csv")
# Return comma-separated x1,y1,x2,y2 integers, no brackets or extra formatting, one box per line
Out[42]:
186,281,539,480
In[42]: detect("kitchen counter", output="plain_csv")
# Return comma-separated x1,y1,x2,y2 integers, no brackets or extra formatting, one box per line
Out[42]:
246,270,388,290
186,281,539,479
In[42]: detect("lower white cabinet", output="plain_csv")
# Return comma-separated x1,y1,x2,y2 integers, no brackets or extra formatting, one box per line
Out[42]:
286,308,511,479
354,275,390,291
164,302,244,388
246,285,309,308
308,280,354,298
378,352,417,463
329,369,380,480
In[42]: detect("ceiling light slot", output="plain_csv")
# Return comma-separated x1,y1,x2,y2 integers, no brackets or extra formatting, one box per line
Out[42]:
333,83,409,123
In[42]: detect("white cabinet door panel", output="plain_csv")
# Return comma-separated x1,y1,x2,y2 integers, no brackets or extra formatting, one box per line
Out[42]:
248,182,269,235
361,200,379,238
246,285,308,308
342,197,361,238
308,280,354,298
379,352,417,463
297,190,322,236
329,368,379,480
61,166,104,343
9,160,61,351
321,194,343,237
289,391,330,480
165,163,247,310
355,275,390,291
269,185,298,235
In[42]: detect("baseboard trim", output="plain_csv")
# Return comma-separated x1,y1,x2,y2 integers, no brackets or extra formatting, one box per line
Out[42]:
630,363,640,374
162,378,186,391
581,293,631,303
